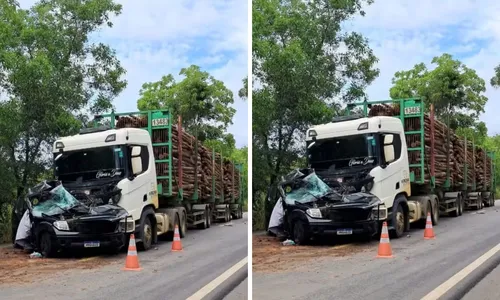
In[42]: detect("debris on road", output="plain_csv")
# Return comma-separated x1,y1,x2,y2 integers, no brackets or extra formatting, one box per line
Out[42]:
282,239,295,246
29,252,42,259
252,235,371,273
0,247,116,285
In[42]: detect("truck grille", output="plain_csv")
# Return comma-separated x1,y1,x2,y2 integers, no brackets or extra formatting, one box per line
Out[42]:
326,208,371,222
75,220,118,234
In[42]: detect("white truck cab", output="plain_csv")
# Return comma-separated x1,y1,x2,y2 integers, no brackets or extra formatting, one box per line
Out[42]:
53,126,179,250
306,115,412,236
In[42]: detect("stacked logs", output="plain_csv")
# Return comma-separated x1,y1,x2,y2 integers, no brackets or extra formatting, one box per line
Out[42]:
368,104,491,188
115,115,240,203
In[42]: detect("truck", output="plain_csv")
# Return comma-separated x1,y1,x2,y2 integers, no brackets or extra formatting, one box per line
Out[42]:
52,109,243,251
305,97,496,238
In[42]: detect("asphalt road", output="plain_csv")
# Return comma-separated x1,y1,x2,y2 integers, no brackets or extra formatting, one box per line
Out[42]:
1,213,248,300
253,202,500,300
224,277,248,299
462,263,500,300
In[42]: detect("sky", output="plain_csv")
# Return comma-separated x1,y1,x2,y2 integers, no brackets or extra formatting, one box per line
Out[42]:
18,0,249,148
346,0,500,136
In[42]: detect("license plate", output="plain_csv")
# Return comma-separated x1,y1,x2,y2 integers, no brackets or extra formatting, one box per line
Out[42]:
337,229,353,235
84,241,100,248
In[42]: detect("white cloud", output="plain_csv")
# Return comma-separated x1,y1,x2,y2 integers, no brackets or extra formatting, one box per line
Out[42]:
347,0,500,136
17,0,249,147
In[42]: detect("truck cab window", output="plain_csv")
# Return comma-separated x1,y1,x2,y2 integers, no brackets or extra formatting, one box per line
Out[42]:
128,145,150,175
381,133,402,162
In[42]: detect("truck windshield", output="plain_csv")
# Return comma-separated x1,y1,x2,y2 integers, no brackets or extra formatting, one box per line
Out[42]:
308,134,378,171
54,145,127,182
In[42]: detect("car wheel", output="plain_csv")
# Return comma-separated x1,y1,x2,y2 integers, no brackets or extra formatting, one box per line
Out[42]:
292,220,310,245
39,232,55,258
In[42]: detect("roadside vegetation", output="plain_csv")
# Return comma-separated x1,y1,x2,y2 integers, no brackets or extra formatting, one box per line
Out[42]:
252,0,500,231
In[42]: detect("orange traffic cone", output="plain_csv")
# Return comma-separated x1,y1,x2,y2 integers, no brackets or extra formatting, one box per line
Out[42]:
376,221,393,258
424,212,435,240
171,224,183,252
123,234,141,271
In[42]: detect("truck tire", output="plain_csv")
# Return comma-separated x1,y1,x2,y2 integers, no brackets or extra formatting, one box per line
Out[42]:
292,220,310,245
458,194,464,216
138,216,153,251
197,209,208,229
180,211,187,238
449,196,460,217
431,199,439,226
206,208,211,228
392,203,406,238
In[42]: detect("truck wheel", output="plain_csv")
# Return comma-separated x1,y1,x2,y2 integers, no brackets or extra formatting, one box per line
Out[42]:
449,197,459,217
458,194,464,216
206,208,211,228
180,211,187,238
392,203,406,239
432,201,439,226
292,220,310,245
197,210,208,229
39,232,56,258
239,206,243,219
138,217,153,251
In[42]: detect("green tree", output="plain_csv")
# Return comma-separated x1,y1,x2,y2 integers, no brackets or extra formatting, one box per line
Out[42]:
137,65,236,142
239,77,248,101
252,0,379,230
390,53,488,132
0,0,126,201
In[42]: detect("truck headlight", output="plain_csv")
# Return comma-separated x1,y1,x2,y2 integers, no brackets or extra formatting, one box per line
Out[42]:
371,207,387,220
53,220,70,231
306,208,322,218
119,219,135,233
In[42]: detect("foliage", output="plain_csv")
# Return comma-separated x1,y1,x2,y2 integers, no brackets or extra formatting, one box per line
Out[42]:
252,0,379,230
390,53,488,132
0,0,126,204
137,65,236,142
239,77,248,101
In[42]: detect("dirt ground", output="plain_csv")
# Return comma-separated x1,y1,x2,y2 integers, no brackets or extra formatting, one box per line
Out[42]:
0,247,118,285
252,235,374,273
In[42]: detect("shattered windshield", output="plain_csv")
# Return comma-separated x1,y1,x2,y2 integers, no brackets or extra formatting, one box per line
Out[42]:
283,173,332,205
54,145,126,182
31,185,81,217
308,134,378,171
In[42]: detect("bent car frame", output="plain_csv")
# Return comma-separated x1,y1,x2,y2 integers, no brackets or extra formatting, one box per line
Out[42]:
268,169,383,245
13,180,133,257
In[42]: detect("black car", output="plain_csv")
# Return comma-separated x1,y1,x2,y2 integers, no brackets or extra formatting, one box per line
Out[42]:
12,180,131,257
269,169,382,245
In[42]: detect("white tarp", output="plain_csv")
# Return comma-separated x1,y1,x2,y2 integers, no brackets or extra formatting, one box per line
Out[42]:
15,210,32,248
268,197,284,230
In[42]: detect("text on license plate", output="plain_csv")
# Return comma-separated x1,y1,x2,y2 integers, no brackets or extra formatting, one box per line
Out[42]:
337,229,353,235
84,241,100,248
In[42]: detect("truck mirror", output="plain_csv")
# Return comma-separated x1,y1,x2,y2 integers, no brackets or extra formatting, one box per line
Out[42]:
383,134,394,145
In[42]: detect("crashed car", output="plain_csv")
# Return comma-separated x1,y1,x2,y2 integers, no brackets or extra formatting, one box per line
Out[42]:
13,180,131,257
268,168,382,245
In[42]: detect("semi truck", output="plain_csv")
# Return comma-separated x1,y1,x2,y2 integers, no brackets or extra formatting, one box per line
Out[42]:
52,109,243,251
305,97,495,238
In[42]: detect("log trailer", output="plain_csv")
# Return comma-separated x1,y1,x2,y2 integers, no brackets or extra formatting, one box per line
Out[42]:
305,97,495,238
52,109,243,251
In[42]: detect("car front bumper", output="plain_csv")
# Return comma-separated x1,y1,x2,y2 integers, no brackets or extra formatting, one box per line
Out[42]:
307,215,379,236
53,230,126,249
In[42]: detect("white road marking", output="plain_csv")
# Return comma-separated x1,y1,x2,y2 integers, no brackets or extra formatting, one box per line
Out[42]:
421,242,500,300
186,256,248,300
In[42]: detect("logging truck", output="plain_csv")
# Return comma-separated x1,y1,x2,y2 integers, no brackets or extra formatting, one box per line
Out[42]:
305,97,496,238
52,109,243,251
